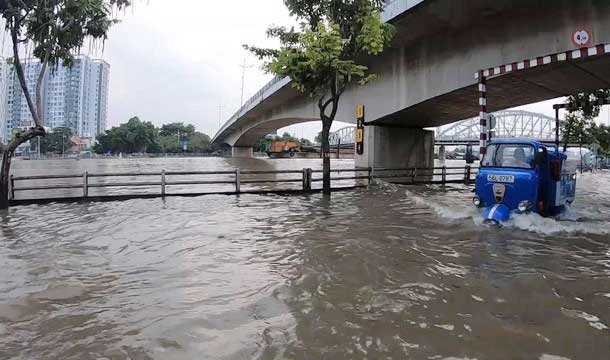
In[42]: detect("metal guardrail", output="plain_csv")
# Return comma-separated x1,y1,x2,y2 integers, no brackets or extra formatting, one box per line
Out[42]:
8,165,477,204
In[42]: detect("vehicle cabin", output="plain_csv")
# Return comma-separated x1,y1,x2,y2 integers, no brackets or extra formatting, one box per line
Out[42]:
474,139,576,223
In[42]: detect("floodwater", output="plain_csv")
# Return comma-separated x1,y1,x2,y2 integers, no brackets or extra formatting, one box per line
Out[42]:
0,157,608,360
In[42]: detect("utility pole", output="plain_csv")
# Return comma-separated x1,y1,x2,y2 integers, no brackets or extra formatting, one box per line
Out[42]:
218,104,224,131
239,58,254,108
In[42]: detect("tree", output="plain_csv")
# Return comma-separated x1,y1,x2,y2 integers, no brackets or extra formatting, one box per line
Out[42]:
314,131,324,145
33,127,73,154
94,119,211,154
159,122,195,137
562,90,610,151
589,123,610,156
0,0,130,208
300,138,314,147
95,117,158,154
245,0,393,195
187,132,211,153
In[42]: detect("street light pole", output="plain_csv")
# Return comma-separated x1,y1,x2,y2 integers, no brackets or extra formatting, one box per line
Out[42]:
239,58,254,108
218,104,223,131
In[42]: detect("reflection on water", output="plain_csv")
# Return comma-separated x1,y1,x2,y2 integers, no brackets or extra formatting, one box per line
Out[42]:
0,158,608,359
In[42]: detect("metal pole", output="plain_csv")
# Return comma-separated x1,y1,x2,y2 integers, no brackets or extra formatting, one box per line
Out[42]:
235,168,240,194
83,171,88,198
161,169,166,196
555,106,560,151
478,71,488,160
239,58,253,108
218,104,223,131
337,138,340,158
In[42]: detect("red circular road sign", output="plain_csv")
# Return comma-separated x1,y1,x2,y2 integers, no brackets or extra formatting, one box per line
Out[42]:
572,29,592,47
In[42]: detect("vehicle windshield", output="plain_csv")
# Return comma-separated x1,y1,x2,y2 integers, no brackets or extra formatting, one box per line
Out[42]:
481,144,535,169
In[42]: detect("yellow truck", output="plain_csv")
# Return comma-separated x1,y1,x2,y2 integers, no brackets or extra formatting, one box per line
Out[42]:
266,141,300,158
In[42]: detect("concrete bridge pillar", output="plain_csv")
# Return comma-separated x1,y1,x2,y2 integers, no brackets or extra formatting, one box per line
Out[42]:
232,146,253,158
355,126,434,172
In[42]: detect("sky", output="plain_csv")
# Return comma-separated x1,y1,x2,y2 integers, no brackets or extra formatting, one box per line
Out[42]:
84,0,610,139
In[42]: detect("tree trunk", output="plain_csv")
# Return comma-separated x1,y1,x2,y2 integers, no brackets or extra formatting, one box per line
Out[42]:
0,127,46,209
321,119,332,196
0,150,13,209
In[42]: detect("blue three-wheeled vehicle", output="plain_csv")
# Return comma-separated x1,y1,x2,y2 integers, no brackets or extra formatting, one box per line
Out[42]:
473,139,577,225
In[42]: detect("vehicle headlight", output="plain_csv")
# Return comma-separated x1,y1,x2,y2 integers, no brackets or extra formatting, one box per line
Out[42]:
473,196,481,207
518,200,530,212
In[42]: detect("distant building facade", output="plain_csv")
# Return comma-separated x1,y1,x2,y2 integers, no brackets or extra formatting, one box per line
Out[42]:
0,57,10,143
2,55,109,144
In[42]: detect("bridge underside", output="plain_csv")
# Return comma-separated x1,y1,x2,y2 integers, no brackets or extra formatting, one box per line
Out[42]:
227,51,610,149
373,52,610,128
231,117,318,147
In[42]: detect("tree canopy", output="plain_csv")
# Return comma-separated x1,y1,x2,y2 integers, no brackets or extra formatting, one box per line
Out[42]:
94,117,211,155
159,123,196,137
562,90,610,152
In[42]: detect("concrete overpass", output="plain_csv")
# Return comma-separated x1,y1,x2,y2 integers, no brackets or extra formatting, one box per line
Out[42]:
212,0,610,168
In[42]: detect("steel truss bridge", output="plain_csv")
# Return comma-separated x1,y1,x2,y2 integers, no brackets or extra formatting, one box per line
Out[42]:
329,126,357,148
328,110,561,146
436,110,560,145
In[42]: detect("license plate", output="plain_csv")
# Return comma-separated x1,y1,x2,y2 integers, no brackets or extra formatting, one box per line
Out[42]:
487,174,515,183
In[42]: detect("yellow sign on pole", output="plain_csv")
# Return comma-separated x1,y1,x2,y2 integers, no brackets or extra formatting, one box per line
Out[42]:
356,104,365,155
356,104,364,119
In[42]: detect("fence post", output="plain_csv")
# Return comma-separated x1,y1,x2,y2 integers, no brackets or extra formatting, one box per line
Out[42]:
368,167,372,185
83,171,88,198
411,168,417,183
442,166,447,184
306,168,312,191
235,168,241,194
337,139,341,158
10,175,15,200
161,169,166,196
302,168,307,190
464,165,471,185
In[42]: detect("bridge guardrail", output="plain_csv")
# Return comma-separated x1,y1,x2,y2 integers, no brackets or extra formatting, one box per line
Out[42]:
9,165,478,205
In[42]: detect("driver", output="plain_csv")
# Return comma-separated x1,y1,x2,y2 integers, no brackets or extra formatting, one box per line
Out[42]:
512,147,530,168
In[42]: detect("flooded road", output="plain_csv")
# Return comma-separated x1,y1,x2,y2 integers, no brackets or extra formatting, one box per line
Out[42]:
0,158,608,359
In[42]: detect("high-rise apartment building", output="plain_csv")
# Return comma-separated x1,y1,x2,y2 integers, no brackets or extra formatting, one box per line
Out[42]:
0,58,10,143
3,55,109,143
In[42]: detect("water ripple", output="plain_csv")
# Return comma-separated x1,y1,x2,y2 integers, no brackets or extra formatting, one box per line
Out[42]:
0,167,609,359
